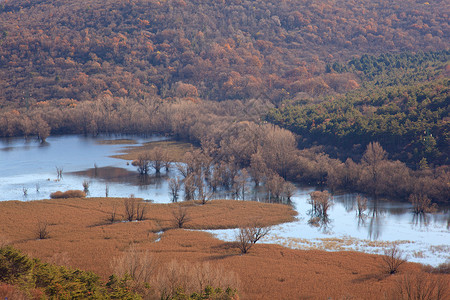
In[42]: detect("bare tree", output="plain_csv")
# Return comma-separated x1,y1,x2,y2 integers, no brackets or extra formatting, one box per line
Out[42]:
124,198,136,222
266,173,286,202
260,126,297,180
183,176,196,201
173,206,190,228
309,191,332,217
132,154,150,175
361,142,387,196
56,166,63,180
82,180,90,194
236,227,253,254
108,205,118,223
192,171,212,205
37,220,50,239
168,177,182,202
236,224,271,254
136,202,147,221
148,147,166,174
409,193,438,214
356,194,367,217
248,151,268,186
35,116,50,143
232,169,250,200
382,244,406,275
283,182,296,202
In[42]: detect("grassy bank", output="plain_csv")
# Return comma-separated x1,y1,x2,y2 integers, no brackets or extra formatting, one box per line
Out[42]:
0,197,447,299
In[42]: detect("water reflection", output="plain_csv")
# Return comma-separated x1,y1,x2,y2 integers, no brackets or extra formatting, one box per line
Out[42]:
412,213,431,228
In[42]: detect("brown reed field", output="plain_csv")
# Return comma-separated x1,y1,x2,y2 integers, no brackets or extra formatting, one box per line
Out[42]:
0,197,448,299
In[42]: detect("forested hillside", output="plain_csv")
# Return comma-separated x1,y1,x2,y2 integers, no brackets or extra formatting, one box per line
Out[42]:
0,0,448,105
268,51,450,167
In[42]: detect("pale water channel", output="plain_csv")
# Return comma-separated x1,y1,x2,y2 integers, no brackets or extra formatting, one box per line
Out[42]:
1,135,449,266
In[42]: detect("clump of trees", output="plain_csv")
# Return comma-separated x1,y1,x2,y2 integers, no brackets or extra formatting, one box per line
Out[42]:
1,87,447,205
409,193,438,214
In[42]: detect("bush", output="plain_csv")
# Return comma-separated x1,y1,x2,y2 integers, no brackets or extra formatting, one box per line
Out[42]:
50,190,86,199
381,245,406,274
36,221,50,239
0,246,34,284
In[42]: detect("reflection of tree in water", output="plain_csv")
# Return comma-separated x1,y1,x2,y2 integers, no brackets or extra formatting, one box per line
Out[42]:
308,214,333,233
137,173,165,190
367,198,385,240
447,214,449,230
412,212,430,227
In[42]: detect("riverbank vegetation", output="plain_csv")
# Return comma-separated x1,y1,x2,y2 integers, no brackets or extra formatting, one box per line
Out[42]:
2,95,448,205
1,197,448,299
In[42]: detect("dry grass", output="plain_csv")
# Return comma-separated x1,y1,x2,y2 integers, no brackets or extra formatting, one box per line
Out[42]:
96,139,137,145
1,197,448,299
0,198,294,280
112,140,196,162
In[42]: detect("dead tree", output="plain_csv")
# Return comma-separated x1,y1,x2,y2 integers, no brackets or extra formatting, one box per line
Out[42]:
236,224,271,254
173,206,190,228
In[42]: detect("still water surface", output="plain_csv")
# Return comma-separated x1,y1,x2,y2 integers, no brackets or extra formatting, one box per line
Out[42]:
1,135,448,266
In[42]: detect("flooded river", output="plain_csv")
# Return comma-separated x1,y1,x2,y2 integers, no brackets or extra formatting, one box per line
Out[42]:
1,135,448,266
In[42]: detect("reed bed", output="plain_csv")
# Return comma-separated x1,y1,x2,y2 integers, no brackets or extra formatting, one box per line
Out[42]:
0,197,447,299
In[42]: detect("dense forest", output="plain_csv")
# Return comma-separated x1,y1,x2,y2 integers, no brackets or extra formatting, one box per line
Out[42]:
268,51,450,167
0,0,448,105
0,0,449,203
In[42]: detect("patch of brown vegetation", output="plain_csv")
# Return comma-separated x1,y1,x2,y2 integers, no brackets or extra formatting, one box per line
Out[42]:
50,190,86,199
96,139,137,145
112,140,196,162
0,198,293,279
0,198,448,299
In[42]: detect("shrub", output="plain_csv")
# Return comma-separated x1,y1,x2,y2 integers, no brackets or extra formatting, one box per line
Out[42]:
173,206,190,228
0,246,34,284
50,190,86,199
381,245,406,274
36,221,50,239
